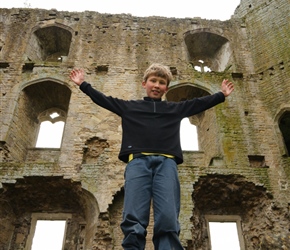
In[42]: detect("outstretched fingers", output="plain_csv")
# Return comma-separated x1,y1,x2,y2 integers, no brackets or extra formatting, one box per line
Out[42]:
69,68,85,86
222,79,234,97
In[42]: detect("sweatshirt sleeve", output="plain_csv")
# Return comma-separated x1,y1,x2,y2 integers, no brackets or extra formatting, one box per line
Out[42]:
181,91,225,117
79,81,125,116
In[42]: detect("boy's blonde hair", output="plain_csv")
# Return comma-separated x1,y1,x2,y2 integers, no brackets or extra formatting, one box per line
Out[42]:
143,63,173,86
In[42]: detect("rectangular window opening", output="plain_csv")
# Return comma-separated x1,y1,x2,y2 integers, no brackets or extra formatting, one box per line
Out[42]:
31,220,66,250
26,213,72,250
206,215,245,250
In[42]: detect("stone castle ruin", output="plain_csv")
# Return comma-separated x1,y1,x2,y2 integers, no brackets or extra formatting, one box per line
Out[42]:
0,0,289,249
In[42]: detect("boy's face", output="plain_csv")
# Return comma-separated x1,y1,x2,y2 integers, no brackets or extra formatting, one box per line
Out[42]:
142,75,168,99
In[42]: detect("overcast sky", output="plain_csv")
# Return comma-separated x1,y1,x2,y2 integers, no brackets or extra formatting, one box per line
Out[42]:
1,0,241,20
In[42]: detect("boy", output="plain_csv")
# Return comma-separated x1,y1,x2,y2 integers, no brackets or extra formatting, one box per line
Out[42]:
70,64,234,250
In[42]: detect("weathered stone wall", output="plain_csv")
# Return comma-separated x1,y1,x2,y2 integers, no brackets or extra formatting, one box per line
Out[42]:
0,0,289,248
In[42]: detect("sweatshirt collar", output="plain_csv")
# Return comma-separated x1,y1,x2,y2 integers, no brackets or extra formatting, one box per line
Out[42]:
143,97,162,102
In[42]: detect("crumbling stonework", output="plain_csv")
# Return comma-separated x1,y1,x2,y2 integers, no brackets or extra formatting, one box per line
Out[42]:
0,0,289,249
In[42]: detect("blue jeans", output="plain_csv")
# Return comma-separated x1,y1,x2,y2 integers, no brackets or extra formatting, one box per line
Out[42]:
121,155,184,250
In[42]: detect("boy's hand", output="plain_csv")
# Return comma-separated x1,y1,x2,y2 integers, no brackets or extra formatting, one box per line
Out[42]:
221,79,234,97
70,68,85,86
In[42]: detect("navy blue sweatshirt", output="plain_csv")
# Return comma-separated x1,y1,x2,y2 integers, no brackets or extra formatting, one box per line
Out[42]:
80,81,225,164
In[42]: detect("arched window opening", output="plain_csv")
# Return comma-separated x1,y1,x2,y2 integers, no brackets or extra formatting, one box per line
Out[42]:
8,80,72,161
184,31,232,72
166,84,212,152
180,118,198,151
279,111,290,156
36,109,66,148
26,26,72,63
3,178,99,249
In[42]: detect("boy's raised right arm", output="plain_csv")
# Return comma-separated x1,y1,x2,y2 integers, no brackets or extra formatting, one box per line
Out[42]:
70,68,85,86
69,68,124,116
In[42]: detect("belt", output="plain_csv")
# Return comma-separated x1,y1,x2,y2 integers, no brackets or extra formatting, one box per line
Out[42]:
128,152,175,162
